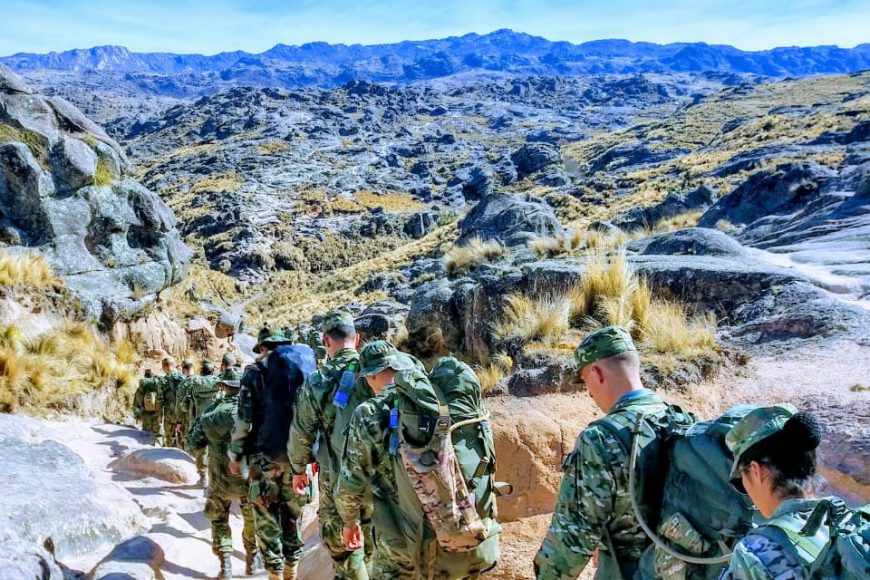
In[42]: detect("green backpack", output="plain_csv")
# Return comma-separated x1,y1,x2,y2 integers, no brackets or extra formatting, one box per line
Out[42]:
596,404,758,579
390,357,500,555
750,498,870,579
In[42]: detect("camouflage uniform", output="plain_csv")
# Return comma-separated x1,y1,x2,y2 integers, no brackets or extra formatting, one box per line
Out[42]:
335,384,416,579
161,369,186,448
288,312,374,580
535,326,670,579
184,371,259,565
336,342,429,579
230,333,314,578
719,405,821,580
133,375,164,444
183,364,222,482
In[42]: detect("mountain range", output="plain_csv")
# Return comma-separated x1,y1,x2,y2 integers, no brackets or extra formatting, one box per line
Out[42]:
3,29,869,88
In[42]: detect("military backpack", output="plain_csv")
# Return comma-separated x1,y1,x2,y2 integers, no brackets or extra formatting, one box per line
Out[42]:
143,391,158,412
748,497,870,579
390,357,500,553
595,404,758,579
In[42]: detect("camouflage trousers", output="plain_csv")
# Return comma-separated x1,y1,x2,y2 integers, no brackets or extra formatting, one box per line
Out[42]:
249,454,312,574
204,491,257,557
371,538,415,579
193,447,208,483
141,412,164,445
162,419,184,449
319,473,372,580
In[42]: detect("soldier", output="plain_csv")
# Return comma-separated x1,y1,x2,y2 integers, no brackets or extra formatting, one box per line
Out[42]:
160,357,186,449
186,368,263,579
221,352,241,377
287,311,373,580
335,341,418,578
534,326,682,579
184,359,221,483
229,328,315,580
720,406,828,579
181,359,195,378
133,368,164,445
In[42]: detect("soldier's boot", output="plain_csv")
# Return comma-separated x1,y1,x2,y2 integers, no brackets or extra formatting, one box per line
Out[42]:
219,552,233,580
245,551,263,575
282,562,299,580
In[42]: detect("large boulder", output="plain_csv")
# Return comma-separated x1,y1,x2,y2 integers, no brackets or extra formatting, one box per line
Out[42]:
0,539,68,580
457,192,564,247
699,162,836,227
511,143,560,179
109,447,198,484
0,66,191,322
615,185,715,232
634,227,747,257
0,415,149,561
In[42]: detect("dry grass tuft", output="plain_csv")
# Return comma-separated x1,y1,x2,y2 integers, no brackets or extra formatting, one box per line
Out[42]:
0,252,59,288
190,171,242,194
0,320,138,416
476,352,514,392
445,238,506,277
495,293,570,343
93,157,115,186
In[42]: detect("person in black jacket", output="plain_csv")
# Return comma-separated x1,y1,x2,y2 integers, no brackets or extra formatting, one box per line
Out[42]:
229,328,316,580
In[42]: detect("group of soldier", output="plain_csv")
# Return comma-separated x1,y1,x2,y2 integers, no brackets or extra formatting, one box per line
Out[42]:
132,318,856,580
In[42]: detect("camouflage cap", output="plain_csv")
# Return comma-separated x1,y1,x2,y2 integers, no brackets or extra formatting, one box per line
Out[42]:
256,326,272,345
259,331,292,347
726,404,797,480
359,340,413,376
321,310,356,334
217,367,243,389
181,359,194,369
574,325,637,369
221,352,236,366
201,359,216,373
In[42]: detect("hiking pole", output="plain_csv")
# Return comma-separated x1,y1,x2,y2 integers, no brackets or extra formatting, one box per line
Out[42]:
628,414,733,566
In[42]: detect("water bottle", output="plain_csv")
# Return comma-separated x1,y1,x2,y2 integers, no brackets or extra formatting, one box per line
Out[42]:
332,368,356,409
388,406,400,455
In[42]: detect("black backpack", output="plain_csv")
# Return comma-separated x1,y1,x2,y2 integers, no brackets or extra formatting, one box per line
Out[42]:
257,344,316,461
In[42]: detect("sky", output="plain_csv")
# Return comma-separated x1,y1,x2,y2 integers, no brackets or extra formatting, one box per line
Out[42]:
1,0,868,56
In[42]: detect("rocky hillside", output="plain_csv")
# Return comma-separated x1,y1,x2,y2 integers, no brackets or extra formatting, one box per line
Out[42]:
0,64,192,323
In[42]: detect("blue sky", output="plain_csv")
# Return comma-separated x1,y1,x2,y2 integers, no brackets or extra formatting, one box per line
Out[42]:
1,0,867,56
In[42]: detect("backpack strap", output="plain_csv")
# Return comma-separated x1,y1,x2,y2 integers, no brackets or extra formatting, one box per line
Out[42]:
747,525,815,569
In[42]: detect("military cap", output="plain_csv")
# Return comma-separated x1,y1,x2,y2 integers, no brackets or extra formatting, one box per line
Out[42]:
201,359,216,373
162,356,176,366
217,367,243,389
321,310,356,334
259,330,292,347
221,352,236,366
726,404,797,481
574,325,636,369
359,340,413,376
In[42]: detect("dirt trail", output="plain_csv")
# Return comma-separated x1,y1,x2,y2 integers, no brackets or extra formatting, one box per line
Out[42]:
56,422,328,580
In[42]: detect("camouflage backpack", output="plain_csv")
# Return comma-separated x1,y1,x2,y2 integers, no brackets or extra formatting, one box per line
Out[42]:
596,404,757,579
143,391,158,412
390,357,499,553
749,498,870,579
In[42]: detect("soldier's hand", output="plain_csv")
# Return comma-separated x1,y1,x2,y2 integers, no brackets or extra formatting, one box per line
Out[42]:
229,458,242,475
342,525,363,551
292,473,310,495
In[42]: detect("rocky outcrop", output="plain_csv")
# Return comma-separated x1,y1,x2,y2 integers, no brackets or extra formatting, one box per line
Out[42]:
0,66,191,322
88,536,164,580
457,193,564,247
0,415,149,562
615,185,715,232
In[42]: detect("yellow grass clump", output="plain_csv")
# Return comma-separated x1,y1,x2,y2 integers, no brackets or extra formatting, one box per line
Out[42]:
476,352,514,392
0,320,139,415
495,293,570,343
190,171,243,194
0,252,58,289
445,238,506,277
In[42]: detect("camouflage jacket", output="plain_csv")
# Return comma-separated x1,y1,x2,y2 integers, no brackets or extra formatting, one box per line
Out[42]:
160,370,185,423
719,498,826,580
185,392,247,498
535,390,670,580
335,383,403,528
133,377,163,416
287,348,372,479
